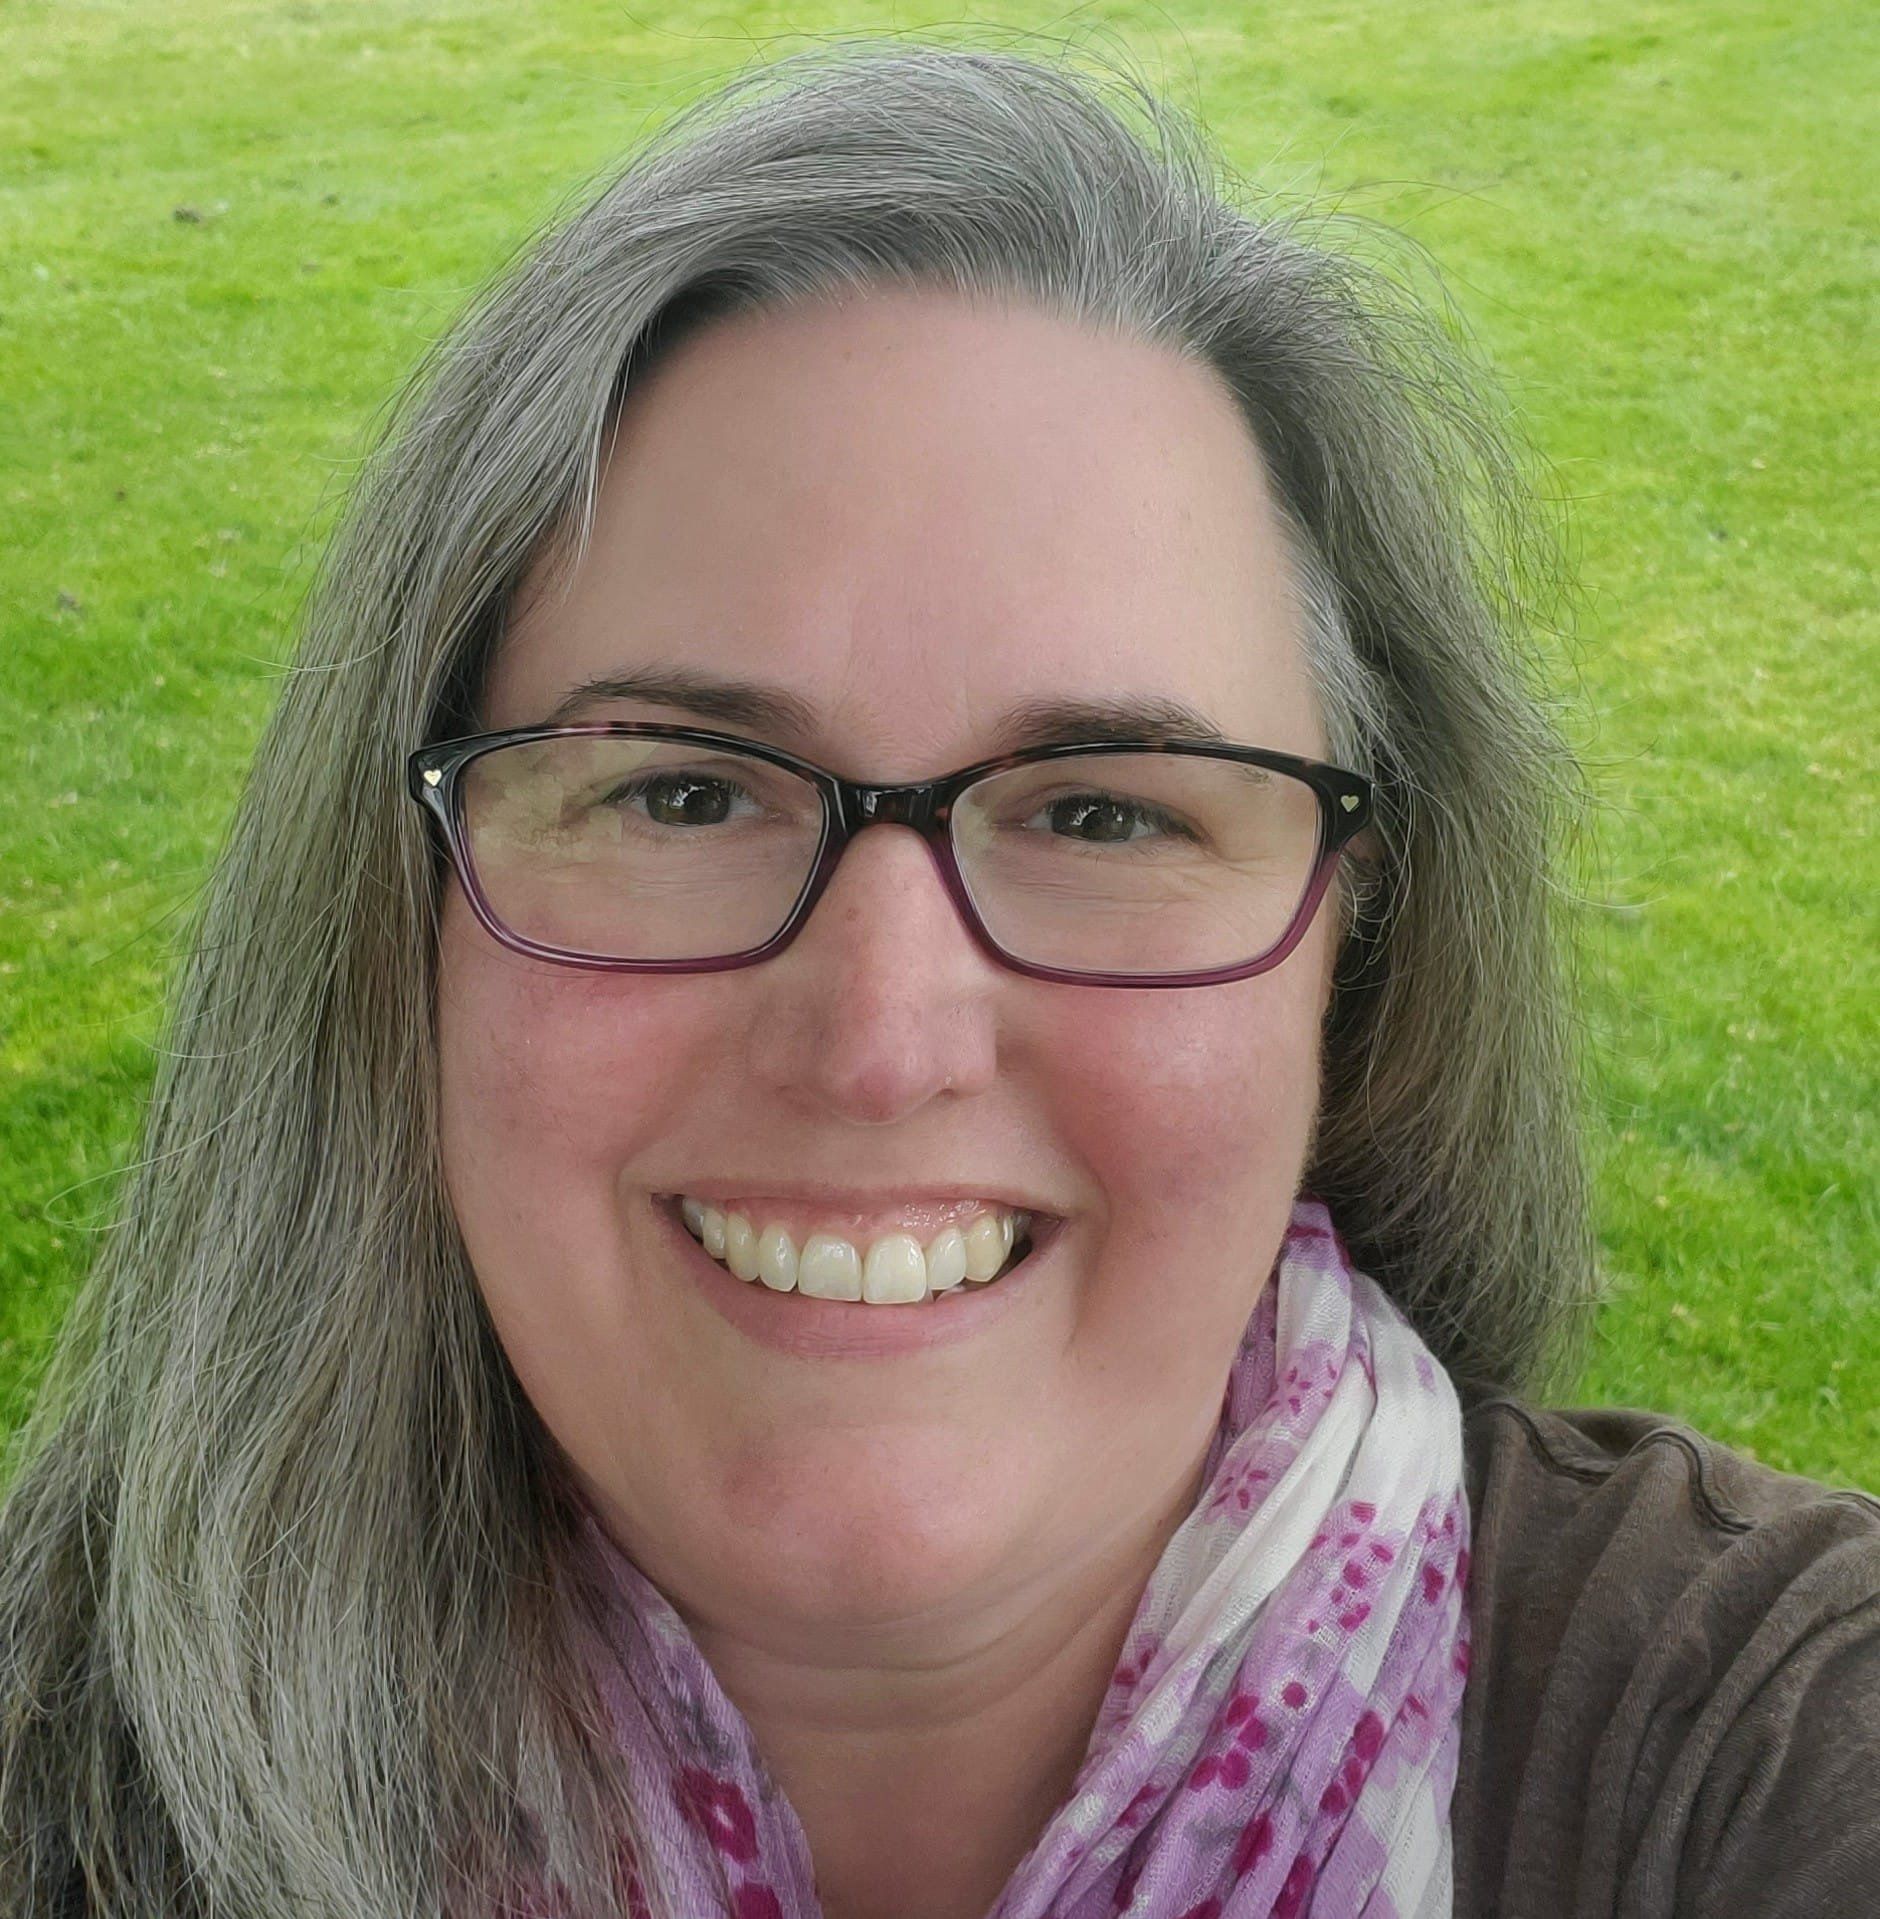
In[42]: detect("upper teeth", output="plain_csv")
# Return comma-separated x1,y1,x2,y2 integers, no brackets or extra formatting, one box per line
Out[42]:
678,1197,1031,1304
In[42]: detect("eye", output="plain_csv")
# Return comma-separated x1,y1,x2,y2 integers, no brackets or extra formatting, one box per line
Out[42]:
599,769,764,828
1022,788,1201,847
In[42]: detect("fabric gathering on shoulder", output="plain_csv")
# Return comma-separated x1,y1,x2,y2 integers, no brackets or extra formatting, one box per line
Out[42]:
1451,1397,1880,1919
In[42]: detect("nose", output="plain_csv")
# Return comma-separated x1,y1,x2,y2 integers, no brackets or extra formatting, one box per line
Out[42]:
746,819,1003,1123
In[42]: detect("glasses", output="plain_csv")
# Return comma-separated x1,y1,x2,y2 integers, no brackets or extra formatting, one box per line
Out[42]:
407,723,1373,989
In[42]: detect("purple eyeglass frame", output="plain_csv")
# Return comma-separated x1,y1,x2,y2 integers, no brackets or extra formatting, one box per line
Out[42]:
406,722,1374,990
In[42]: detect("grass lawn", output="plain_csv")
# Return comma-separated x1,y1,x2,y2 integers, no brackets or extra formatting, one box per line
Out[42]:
3,1,1873,1484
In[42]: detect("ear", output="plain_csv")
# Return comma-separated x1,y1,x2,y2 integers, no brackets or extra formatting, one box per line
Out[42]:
1344,824,1383,868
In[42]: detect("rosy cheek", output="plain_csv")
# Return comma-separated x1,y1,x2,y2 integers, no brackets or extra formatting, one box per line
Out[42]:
1045,974,1319,1190
437,907,691,1179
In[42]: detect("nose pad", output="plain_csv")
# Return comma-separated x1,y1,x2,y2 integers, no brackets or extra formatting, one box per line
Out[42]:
854,785,925,828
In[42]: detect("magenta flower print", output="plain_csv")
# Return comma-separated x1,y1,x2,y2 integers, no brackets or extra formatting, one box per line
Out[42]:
1203,1452,1272,1521
1275,1339,1344,1422
677,1764,759,1865
1119,1781,1161,1829
1273,1853,1315,1919
1110,1628,1166,1697
1317,1708,1388,1816
1112,1843,1148,1910
1233,1809,1276,1874
1185,1685,1271,1792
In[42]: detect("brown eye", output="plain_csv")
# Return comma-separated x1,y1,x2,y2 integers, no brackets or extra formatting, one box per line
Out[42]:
603,771,753,828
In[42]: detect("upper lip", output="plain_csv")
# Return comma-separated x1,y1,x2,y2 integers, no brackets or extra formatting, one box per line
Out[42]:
656,1184,1062,1218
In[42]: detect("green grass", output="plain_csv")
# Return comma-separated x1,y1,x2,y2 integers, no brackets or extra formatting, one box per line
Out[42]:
3,2,1874,1483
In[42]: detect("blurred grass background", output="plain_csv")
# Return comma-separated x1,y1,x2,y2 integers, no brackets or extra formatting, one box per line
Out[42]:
2,1,1874,1482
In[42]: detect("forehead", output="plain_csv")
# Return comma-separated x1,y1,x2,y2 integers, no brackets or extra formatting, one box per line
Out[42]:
485,287,1323,768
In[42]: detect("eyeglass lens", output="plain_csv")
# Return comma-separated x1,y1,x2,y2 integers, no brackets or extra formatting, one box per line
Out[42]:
456,735,1327,975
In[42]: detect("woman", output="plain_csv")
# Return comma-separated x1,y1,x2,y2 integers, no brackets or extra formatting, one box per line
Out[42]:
2,38,1874,1919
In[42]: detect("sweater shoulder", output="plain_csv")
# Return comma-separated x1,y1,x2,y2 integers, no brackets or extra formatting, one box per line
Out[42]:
1454,1397,1880,1919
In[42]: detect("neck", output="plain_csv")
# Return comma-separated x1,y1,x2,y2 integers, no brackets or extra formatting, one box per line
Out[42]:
690,1451,1210,1919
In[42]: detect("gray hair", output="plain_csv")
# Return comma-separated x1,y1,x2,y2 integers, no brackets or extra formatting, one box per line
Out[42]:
0,37,1595,1917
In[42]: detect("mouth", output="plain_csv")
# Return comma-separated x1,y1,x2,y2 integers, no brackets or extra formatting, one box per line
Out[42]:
648,1192,1065,1357
651,1192,1059,1295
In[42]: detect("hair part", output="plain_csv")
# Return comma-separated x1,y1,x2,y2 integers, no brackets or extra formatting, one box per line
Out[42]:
2,35,1595,1916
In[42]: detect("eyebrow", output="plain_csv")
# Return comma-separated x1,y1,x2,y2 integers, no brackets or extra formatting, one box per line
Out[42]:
542,665,1231,754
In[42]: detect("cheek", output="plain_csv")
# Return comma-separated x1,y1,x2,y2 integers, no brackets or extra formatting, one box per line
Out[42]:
434,888,743,1475
434,889,697,1280
1037,936,1329,1245
1021,942,1329,1492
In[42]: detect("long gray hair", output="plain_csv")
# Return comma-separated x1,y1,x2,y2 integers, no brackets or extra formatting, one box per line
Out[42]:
1,37,1594,1918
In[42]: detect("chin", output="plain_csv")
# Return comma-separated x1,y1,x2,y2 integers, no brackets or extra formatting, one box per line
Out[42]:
706,1442,1034,1628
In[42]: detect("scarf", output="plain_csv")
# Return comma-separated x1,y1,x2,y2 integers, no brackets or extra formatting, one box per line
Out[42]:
564,1197,1471,1918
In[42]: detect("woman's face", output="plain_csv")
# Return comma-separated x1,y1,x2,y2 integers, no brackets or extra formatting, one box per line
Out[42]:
436,287,1341,1644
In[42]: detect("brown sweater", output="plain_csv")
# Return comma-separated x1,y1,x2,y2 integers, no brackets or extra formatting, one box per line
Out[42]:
1455,1397,1880,1917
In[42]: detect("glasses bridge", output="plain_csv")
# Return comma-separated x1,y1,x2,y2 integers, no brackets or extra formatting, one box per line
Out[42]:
852,786,934,827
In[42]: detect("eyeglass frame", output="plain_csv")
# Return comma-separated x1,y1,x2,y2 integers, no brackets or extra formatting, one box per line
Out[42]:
406,721,1375,990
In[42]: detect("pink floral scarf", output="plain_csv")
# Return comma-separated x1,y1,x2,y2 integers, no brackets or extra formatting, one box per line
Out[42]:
567,1198,1471,1917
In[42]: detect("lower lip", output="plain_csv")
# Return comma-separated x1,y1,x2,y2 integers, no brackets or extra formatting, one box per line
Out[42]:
651,1194,1060,1359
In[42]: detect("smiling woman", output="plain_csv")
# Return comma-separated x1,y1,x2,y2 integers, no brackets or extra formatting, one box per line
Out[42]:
2,34,1876,1919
